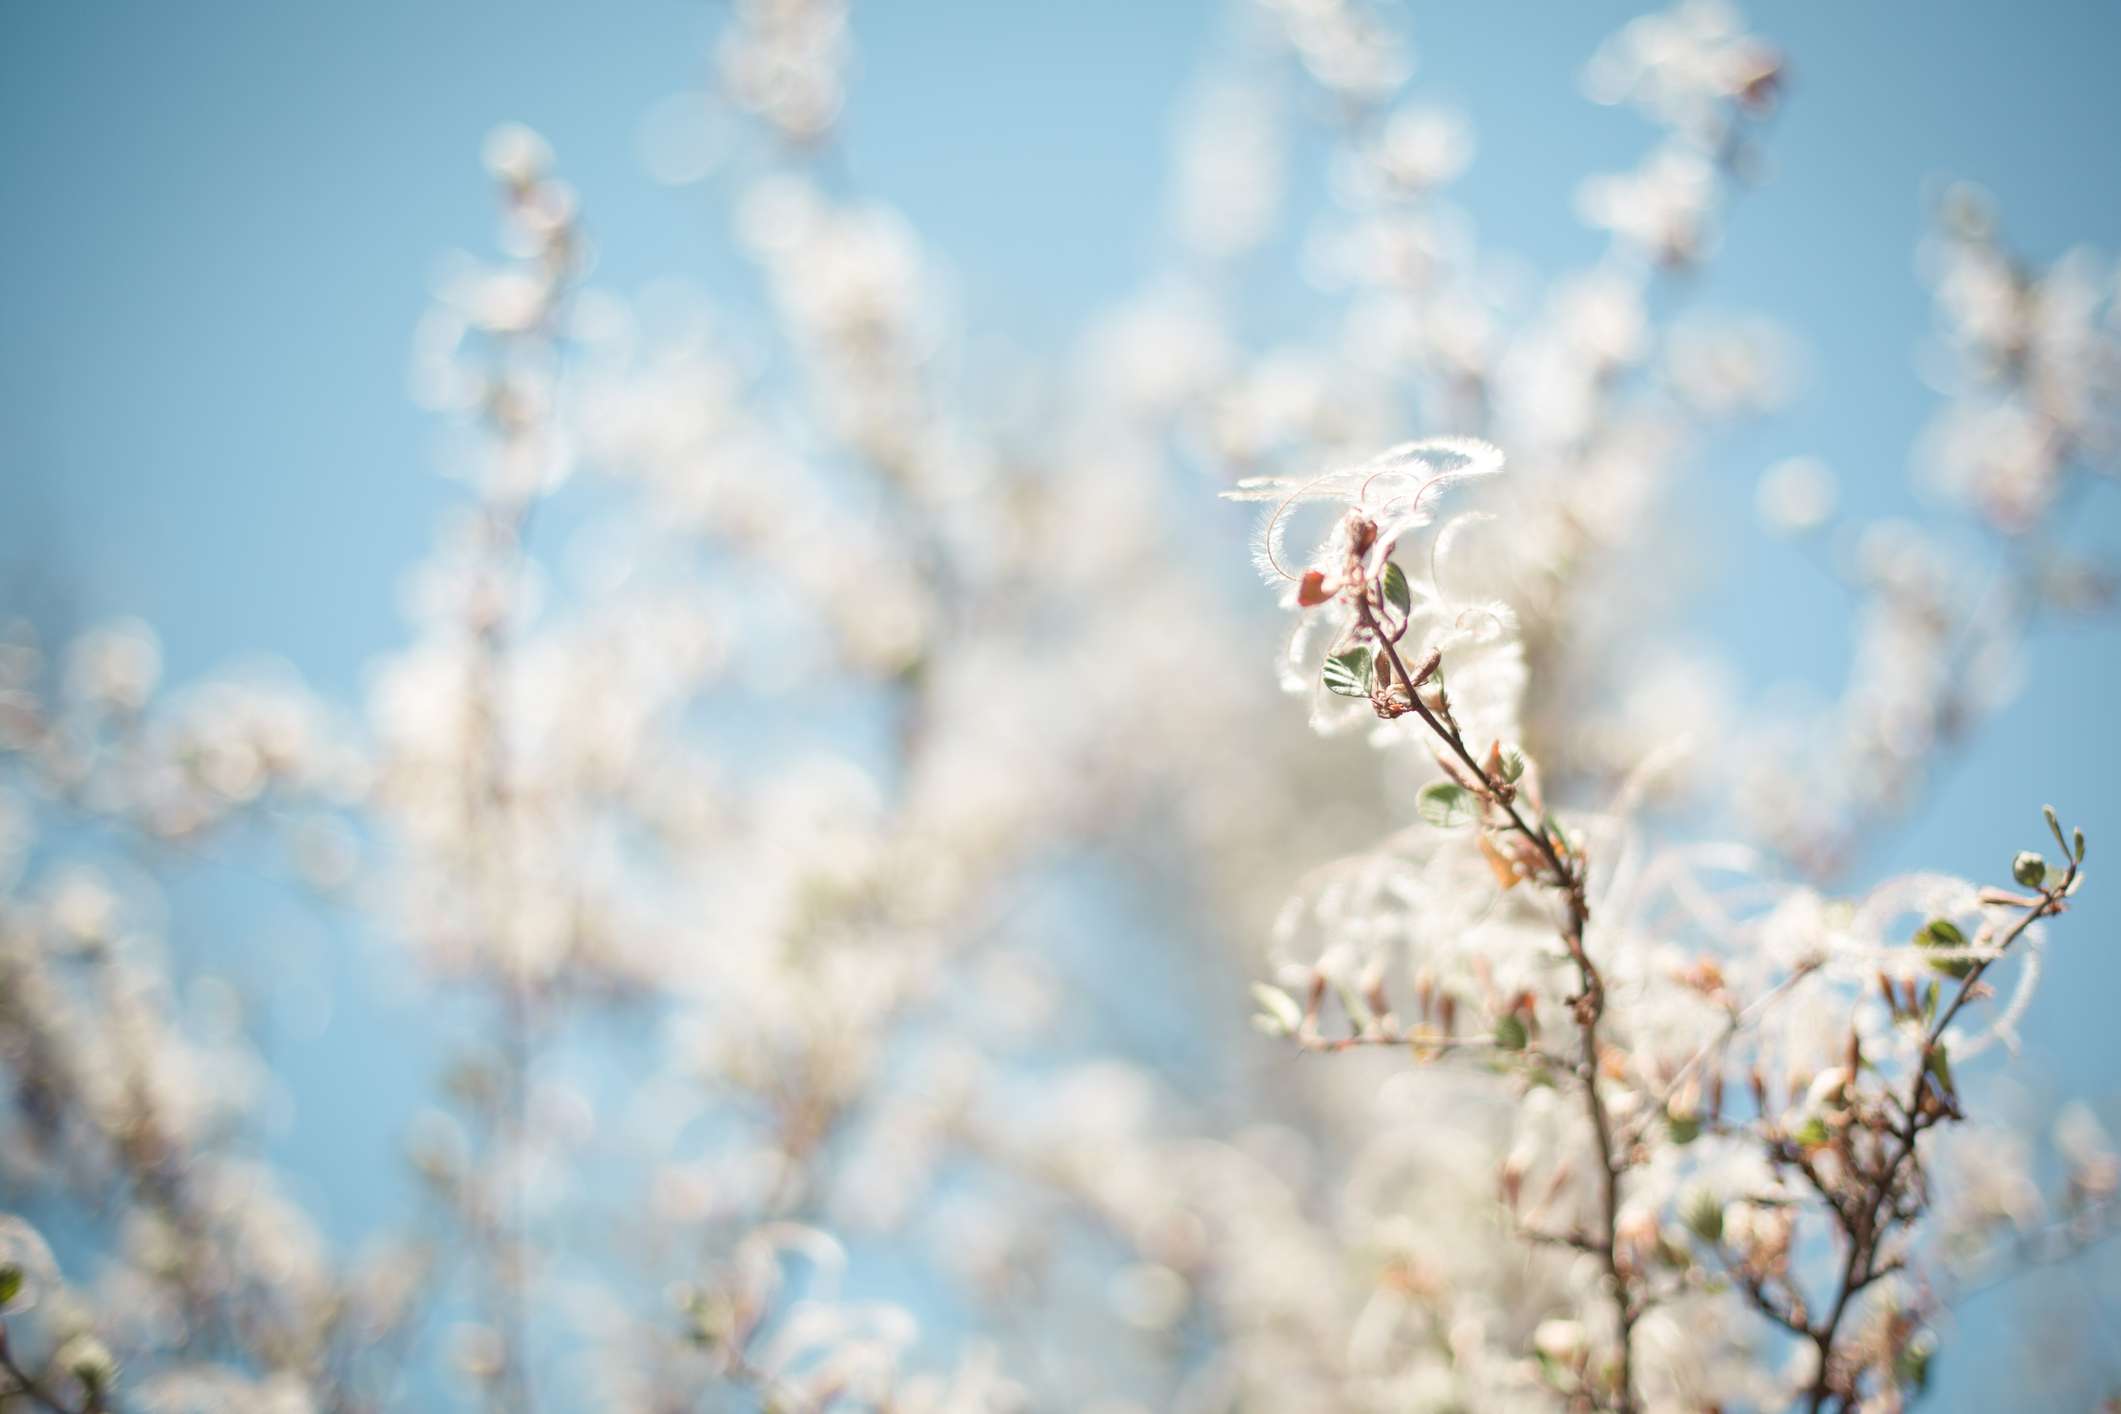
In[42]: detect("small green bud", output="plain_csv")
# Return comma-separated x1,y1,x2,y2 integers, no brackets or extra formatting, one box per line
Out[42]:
1666,1110,1701,1146
2012,851,2048,888
0,1262,21,1308
57,1334,116,1393
1494,1013,1529,1052
1498,745,1526,783
1793,1116,1831,1149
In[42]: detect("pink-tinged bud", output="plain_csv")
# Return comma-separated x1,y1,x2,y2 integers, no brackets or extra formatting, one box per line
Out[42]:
1297,570,1332,607
1362,966,1392,1033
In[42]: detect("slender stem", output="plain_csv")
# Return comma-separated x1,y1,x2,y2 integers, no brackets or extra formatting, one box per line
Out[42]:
1295,1029,1576,1073
1802,868,2071,1410
1637,960,1819,1146
1355,591,1636,1411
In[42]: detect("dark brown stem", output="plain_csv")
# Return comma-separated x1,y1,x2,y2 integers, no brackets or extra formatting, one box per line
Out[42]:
1802,869,2072,1411
1354,592,1636,1411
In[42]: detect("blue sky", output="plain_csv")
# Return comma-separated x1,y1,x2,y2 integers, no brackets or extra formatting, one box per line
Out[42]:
5,2,2121,1405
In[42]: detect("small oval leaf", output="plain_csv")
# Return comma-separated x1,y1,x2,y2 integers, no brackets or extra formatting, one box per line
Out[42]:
1380,560,1412,618
1323,647,1376,698
1417,781,1477,828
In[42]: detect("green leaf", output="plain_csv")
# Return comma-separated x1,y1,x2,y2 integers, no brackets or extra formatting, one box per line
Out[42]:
1418,781,1478,829
1683,1190,1724,1244
1895,1333,1935,1393
1322,647,1375,698
1380,560,1412,618
1498,745,1526,783
1926,1042,1955,1097
0,1262,21,1309
1249,982,1303,1037
1493,1013,1529,1052
1916,916,1975,978
1793,1116,1831,1149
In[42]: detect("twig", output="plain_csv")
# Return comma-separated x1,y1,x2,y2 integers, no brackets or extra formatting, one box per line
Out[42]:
1353,586,1638,1412
1802,861,2075,1411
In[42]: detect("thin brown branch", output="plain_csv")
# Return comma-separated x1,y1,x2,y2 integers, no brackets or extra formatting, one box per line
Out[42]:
1353,584,1637,1412
1802,863,2075,1411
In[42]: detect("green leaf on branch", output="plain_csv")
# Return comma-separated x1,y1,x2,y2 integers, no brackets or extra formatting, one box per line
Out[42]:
1323,647,1375,698
1493,1013,1528,1052
1380,560,1412,618
1418,781,1478,829
1915,916,1975,979
1683,1189,1723,1243
1896,1334,1935,1393
1249,982,1303,1037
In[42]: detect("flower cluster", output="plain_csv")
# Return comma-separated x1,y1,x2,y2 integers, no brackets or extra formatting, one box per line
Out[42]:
3,2,2116,1412
1234,441,2098,1410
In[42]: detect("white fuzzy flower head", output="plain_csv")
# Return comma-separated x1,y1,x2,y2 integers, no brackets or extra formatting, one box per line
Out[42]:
1223,437,1504,592
1224,438,1521,740
1756,456,1838,535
